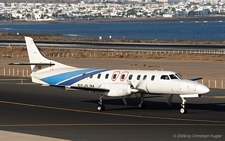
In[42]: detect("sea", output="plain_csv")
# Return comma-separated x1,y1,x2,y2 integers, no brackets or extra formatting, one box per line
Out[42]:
0,20,225,41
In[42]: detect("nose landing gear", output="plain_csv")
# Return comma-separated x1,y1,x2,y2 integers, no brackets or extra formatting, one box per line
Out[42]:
180,97,187,114
97,95,105,111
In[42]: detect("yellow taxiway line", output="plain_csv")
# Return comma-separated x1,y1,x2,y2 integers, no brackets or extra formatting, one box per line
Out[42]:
0,100,224,125
204,96,225,99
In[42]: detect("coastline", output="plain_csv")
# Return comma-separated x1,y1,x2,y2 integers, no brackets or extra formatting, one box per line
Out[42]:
1,16,225,24
1,16,225,44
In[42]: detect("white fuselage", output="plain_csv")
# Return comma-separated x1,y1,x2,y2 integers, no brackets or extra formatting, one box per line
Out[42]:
32,68,209,97
21,36,210,113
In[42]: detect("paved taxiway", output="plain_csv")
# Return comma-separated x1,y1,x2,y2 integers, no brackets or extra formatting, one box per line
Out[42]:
0,76,225,141
1,40,225,51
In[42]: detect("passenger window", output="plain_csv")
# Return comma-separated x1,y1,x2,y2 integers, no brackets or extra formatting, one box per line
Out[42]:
90,73,93,79
82,73,86,79
97,74,101,79
120,71,129,81
137,75,141,80
128,74,133,80
151,75,155,81
143,75,147,80
112,71,120,81
121,74,125,80
161,75,170,80
105,74,109,79
113,74,117,79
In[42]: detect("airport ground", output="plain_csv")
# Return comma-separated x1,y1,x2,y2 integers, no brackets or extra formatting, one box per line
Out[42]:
0,76,224,141
0,41,225,140
0,56,225,140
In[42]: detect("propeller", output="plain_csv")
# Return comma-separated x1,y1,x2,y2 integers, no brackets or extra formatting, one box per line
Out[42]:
122,75,145,105
129,75,144,91
166,94,173,106
122,97,127,105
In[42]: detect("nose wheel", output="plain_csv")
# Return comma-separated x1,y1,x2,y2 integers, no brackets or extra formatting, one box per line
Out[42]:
180,97,187,114
97,104,105,111
180,107,187,114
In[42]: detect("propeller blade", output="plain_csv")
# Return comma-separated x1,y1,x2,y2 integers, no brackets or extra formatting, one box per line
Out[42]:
131,89,139,93
122,97,127,105
166,94,173,106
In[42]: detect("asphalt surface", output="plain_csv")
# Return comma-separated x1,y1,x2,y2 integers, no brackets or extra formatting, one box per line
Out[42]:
0,76,225,141
1,40,225,51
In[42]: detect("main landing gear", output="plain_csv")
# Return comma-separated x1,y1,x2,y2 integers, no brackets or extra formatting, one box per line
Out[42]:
97,94,147,111
180,97,187,114
97,94,187,113
97,94,105,111
138,94,146,109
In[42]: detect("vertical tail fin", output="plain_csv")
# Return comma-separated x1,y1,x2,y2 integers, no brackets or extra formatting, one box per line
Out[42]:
25,36,74,73
25,36,50,65
9,37,75,84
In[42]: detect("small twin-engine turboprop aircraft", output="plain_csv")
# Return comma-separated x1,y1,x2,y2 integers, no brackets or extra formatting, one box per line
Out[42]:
9,37,210,114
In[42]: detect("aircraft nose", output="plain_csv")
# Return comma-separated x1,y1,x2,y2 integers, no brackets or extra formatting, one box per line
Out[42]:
197,84,210,94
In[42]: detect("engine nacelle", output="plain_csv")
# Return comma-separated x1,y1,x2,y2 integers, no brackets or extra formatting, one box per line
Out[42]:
100,83,135,97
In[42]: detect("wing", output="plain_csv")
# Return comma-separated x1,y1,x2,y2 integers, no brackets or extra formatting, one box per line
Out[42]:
188,77,202,81
9,62,55,66
68,86,110,93
55,83,138,97
50,85,109,94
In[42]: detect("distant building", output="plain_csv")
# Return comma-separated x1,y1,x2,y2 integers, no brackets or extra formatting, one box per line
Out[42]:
0,3,3,14
156,0,168,2
163,14,173,17
139,0,152,2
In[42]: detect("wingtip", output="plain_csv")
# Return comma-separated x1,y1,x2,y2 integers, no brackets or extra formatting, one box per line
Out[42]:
24,36,33,40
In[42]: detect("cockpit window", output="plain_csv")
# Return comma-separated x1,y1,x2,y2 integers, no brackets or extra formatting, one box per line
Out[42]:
175,74,182,79
161,75,170,80
169,74,178,79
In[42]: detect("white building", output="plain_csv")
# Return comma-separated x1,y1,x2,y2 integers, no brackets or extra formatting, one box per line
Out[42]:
156,0,168,3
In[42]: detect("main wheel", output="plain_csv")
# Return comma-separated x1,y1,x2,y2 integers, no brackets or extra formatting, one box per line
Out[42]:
97,104,105,111
138,102,146,109
180,108,187,114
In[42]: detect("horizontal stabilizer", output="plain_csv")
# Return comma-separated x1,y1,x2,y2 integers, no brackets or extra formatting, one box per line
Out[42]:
188,77,202,81
9,62,55,66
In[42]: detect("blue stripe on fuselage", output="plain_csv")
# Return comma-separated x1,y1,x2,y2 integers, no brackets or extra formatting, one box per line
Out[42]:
57,69,108,86
41,68,109,86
